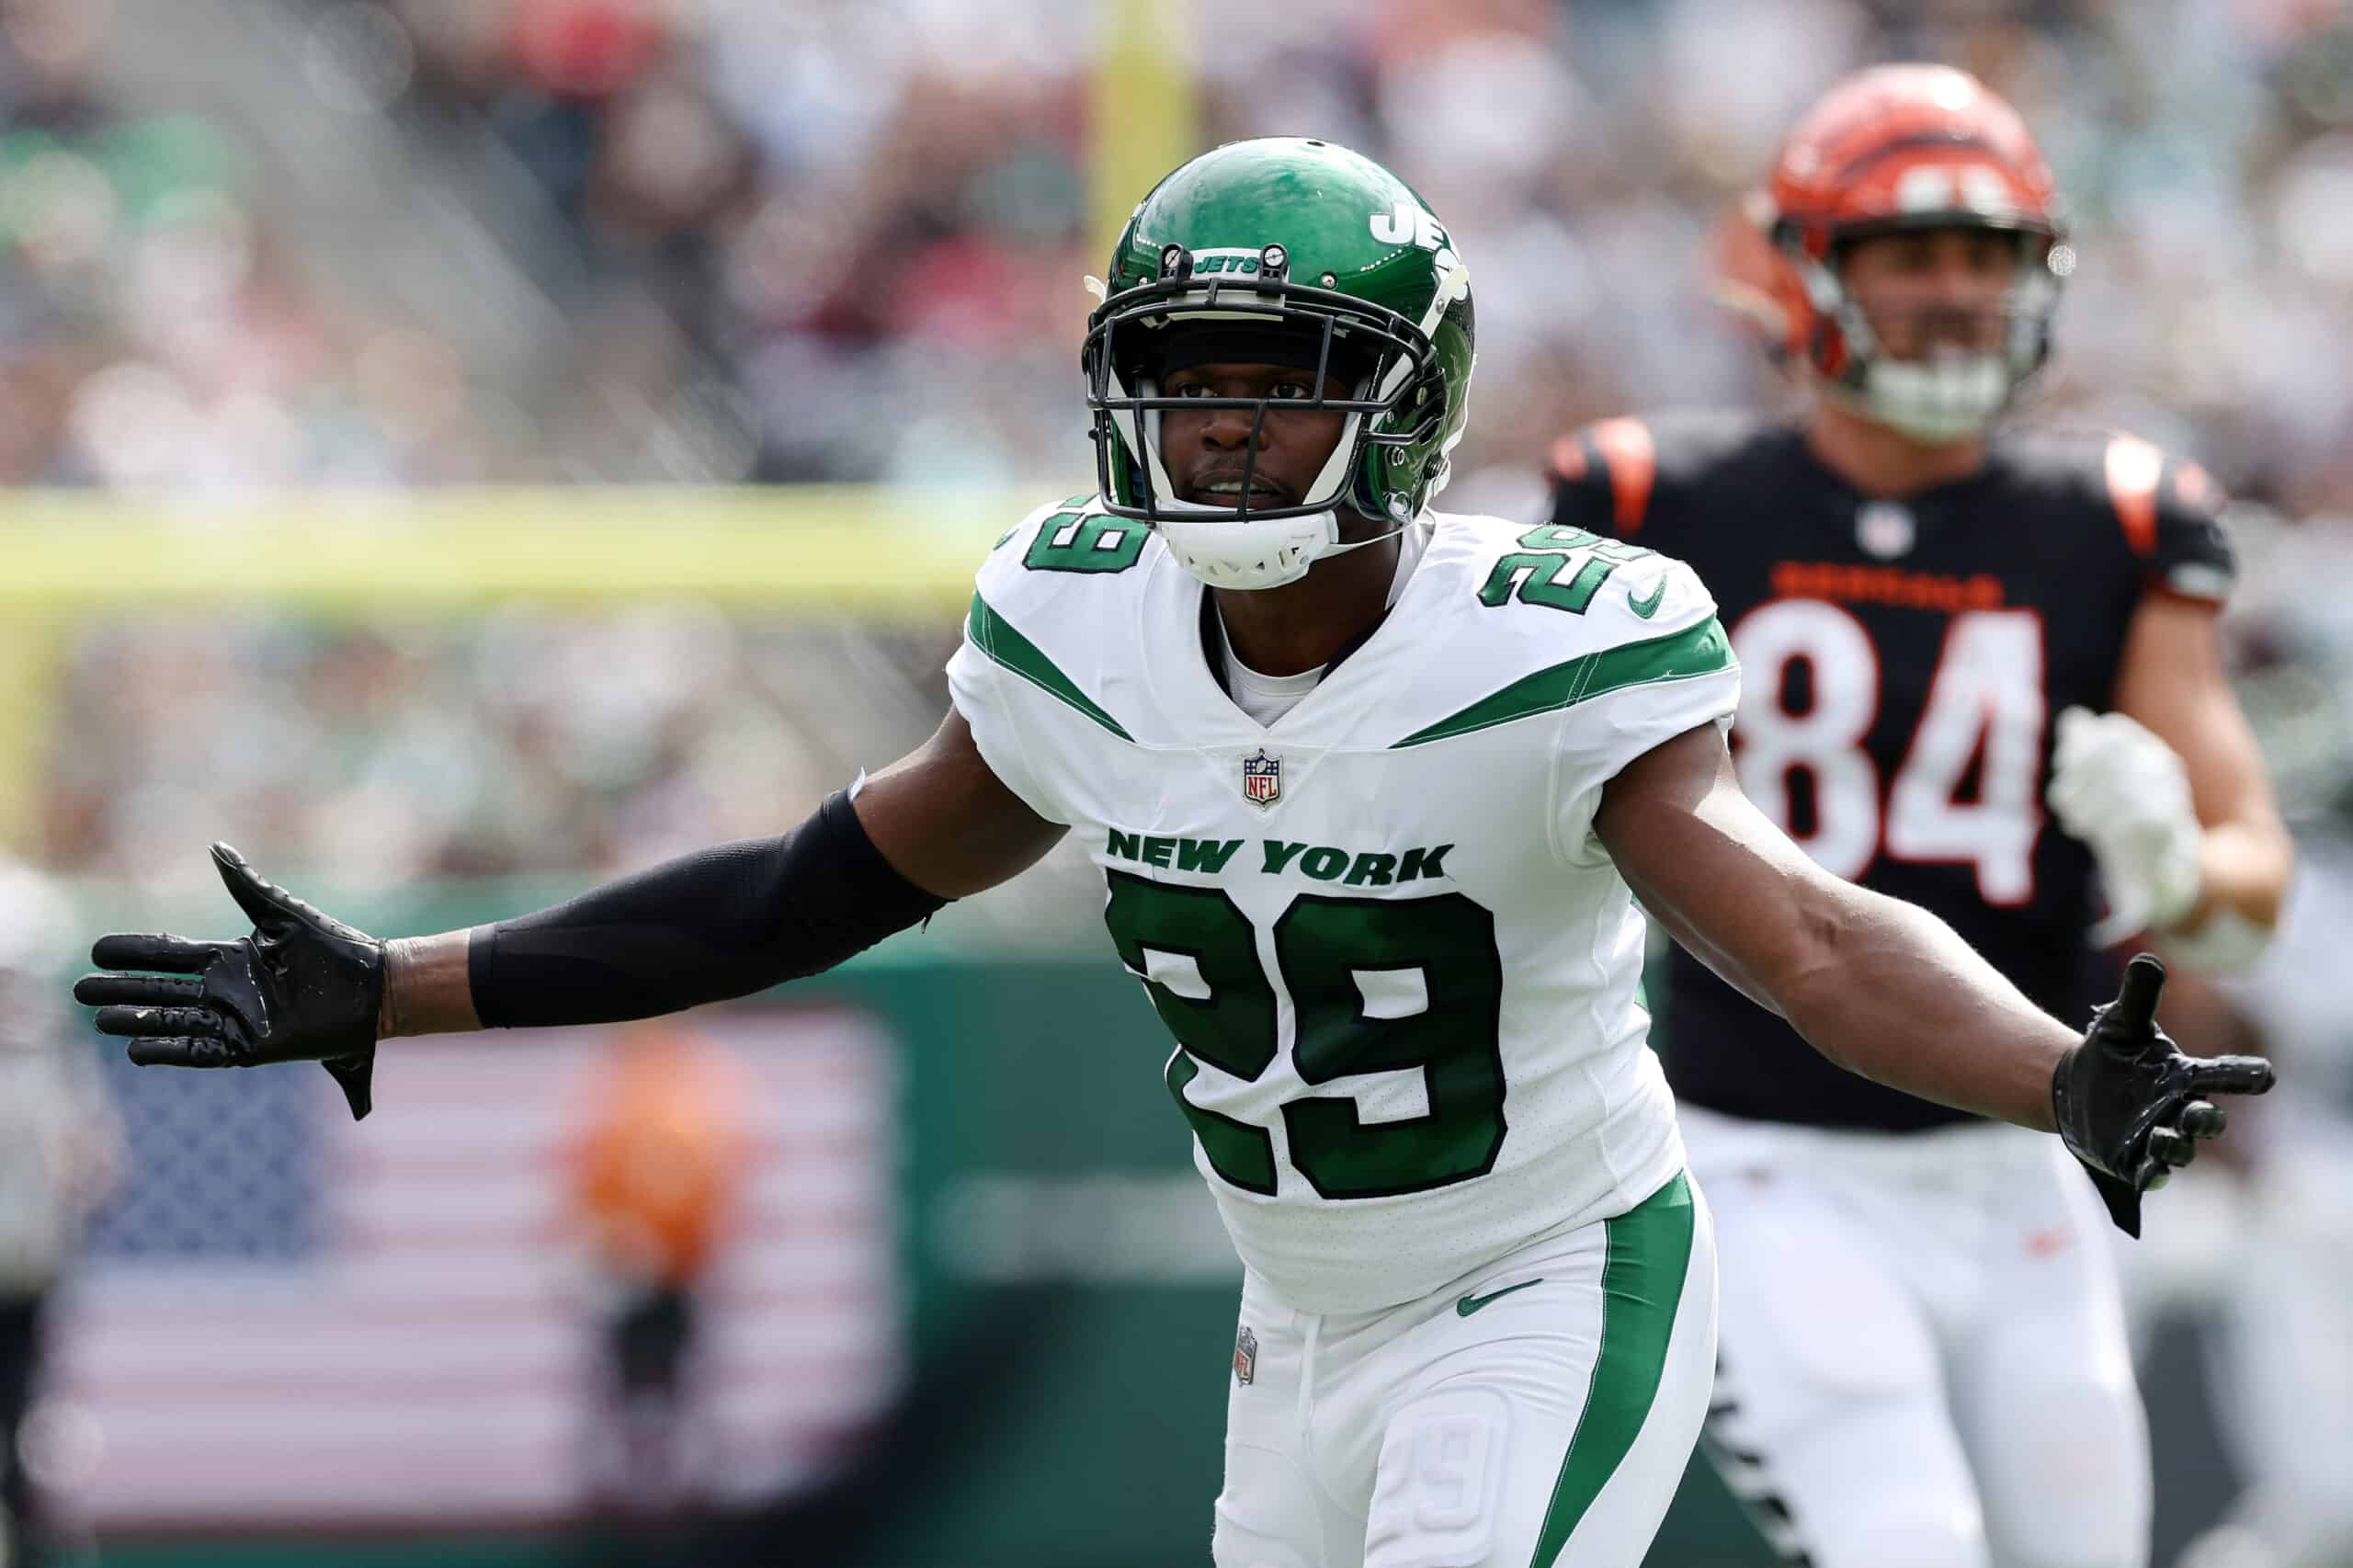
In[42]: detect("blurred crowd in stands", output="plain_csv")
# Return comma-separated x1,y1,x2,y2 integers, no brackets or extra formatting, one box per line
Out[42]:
13,0,2353,879
14,16,2350,1563
13,0,2353,505
42,609,961,884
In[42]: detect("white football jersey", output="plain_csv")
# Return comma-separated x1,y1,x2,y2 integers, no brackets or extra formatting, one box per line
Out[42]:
946,495,1742,1312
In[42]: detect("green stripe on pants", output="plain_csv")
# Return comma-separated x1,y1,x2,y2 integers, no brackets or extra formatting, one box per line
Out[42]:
1530,1172,1697,1567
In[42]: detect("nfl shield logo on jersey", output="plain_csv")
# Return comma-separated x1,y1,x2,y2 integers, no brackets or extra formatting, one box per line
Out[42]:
1241,749,1281,807
1856,500,1916,560
1233,1325,1258,1385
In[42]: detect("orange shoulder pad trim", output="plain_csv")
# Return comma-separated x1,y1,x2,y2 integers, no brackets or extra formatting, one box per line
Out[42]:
1588,417,1657,534
2103,433,2163,558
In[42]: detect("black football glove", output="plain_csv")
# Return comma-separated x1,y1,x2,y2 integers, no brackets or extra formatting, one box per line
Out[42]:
74,843,384,1119
2052,952,2273,1237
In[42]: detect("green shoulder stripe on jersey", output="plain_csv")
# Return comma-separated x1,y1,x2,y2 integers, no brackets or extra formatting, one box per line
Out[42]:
965,592,1134,741
1391,616,1732,749
1530,1173,1695,1568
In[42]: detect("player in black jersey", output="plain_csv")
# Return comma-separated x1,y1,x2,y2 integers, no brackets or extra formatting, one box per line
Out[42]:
1548,66,2294,1568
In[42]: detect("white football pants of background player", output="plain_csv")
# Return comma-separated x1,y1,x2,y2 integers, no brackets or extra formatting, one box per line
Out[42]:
1212,1172,1718,1568
2178,834,2353,1568
2182,1123,2353,1568
1684,1108,2151,1568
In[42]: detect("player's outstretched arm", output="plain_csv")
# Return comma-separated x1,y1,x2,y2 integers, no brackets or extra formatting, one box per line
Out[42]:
75,711,1064,1117
1596,722,2272,1234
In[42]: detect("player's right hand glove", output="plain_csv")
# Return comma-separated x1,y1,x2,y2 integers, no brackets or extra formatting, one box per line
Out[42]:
73,843,384,1119
2051,953,2272,1237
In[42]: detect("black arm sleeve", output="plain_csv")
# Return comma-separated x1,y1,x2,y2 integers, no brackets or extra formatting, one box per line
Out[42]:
468,789,948,1028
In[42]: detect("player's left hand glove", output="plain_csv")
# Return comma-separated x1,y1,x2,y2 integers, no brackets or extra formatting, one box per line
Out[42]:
2048,706,2202,945
73,843,383,1119
2051,953,2272,1237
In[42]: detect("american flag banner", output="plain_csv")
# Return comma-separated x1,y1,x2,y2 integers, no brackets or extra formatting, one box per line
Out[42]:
46,1007,904,1532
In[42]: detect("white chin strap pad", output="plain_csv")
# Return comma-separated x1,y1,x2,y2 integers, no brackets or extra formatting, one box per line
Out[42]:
1857,353,2013,441
1157,505,1341,590
1158,509,1412,592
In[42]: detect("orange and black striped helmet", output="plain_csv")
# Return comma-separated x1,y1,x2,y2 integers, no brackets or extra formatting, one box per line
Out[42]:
1713,64,2068,438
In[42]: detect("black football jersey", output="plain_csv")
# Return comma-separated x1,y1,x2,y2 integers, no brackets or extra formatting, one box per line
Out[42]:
1549,411,2235,1132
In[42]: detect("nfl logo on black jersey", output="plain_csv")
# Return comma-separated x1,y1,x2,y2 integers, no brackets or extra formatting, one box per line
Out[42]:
1241,750,1281,806
1856,500,1915,559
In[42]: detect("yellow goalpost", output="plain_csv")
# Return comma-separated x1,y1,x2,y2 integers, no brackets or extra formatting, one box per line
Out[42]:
0,484,1036,853
13,13,1195,852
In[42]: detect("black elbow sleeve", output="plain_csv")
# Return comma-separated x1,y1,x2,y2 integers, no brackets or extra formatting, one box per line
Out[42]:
468,790,948,1028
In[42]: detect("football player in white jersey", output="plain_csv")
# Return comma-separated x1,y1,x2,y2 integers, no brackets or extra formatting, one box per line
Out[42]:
75,139,2269,1568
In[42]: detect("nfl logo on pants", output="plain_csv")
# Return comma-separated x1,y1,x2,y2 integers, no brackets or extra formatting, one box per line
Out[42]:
1242,749,1281,807
1233,1326,1257,1385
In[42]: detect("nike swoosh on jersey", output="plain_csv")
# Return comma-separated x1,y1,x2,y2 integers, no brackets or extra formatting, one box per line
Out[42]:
1456,1278,1544,1316
1627,573,1668,619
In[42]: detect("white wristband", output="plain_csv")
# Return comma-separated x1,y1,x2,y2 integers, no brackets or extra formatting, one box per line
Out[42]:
2154,907,2274,975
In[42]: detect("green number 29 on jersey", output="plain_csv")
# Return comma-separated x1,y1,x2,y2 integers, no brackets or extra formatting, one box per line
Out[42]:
1022,502,1148,574
1104,875,1507,1200
1479,525,1656,615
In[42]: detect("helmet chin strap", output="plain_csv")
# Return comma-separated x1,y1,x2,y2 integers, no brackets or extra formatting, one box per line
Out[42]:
1152,500,1408,591
1851,352,2011,442
1321,520,1411,557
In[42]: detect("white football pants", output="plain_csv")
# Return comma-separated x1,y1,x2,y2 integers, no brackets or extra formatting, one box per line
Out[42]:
1682,1106,2151,1568
1212,1171,1717,1568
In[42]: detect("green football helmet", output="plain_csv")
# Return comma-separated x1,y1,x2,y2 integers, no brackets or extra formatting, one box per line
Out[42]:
1083,137,1477,590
